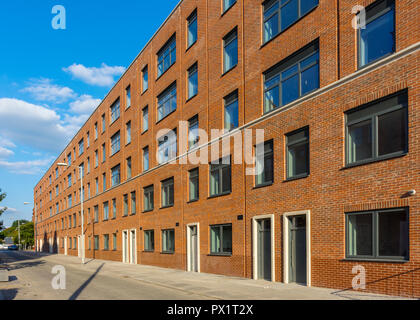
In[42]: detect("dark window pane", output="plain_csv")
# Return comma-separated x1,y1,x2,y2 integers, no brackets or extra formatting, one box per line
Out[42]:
287,142,308,177
222,225,232,253
378,210,408,257
301,62,319,95
360,8,394,66
281,73,299,105
222,166,231,193
348,120,372,163
378,108,406,156
301,0,318,15
281,0,298,30
348,214,373,256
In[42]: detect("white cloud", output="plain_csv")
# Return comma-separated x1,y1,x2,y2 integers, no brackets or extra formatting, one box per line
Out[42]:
0,98,79,153
21,78,77,103
63,63,126,87
69,94,101,114
0,157,54,175
0,146,14,159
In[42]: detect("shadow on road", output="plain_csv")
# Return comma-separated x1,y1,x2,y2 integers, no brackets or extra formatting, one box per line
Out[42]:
68,263,105,300
0,288,18,300
6,260,46,271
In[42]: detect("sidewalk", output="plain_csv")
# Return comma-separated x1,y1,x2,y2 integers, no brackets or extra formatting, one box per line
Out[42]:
18,251,413,300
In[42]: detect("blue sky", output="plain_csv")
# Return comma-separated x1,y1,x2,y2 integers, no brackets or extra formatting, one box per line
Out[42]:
0,0,177,227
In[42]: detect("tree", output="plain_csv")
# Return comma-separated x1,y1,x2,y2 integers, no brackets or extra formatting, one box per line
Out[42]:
0,188,6,216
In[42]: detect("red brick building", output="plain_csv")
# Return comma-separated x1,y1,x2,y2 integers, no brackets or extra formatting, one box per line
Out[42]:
33,0,420,297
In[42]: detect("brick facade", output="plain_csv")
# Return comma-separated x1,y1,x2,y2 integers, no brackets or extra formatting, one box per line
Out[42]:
33,0,420,298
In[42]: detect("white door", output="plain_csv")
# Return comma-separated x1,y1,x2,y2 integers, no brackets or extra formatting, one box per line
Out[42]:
187,224,199,272
122,230,129,263
129,229,136,264
77,236,81,257
64,237,68,255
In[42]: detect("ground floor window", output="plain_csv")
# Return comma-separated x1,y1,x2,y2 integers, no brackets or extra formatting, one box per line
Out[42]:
144,230,154,252
162,229,175,253
346,207,408,260
210,224,232,255
94,235,99,250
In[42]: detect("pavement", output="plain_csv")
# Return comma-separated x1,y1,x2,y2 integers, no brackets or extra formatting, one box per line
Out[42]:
0,249,415,300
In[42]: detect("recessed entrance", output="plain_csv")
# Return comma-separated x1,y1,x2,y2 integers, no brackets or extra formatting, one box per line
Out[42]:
252,214,275,282
283,210,311,286
288,215,307,284
187,224,199,272
122,230,129,263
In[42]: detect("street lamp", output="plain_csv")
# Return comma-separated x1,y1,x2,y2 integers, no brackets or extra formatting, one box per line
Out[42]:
24,202,36,253
57,162,85,264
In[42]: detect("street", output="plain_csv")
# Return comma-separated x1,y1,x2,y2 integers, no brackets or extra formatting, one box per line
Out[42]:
0,250,413,300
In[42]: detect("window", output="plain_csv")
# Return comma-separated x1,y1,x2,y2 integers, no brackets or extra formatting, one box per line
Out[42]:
94,122,98,139
255,140,274,186
94,205,98,222
157,83,177,121
158,129,177,164
126,157,132,179
286,127,309,179
55,185,59,196
223,0,236,12
144,185,154,212
131,191,136,214
161,178,174,208
87,157,90,173
142,66,148,92
187,63,198,99
111,165,121,187
126,86,131,109
142,106,149,132
157,35,176,77
110,98,120,123
68,174,72,188
123,194,128,216
111,131,121,155
87,183,90,199
144,230,155,251
210,157,231,196
95,178,99,195
263,0,318,43
126,121,131,144
78,139,84,155
224,91,239,131
143,146,149,171
55,167,59,179
264,40,319,113
113,233,117,250
188,115,199,148
102,173,106,192
103,234,109,250
346,208,408,261
210,224,232,255
103,201,109,221
112,198,117,219
102,143,106,162
346,91,407,166
187,10,197,48
223,28,238,73
188,168,199,201
102,114,106,133
162,229,175,253
67,152,72,166
87,131,90,148
358,0,395,68
94,235,99,250
95,150,99,167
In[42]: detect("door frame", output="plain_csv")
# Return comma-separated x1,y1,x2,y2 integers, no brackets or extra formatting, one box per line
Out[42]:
186,223,200,272
122,230,129,263
283,210,311,287
129,228,137,264
64,237,67,255
252,214,275,282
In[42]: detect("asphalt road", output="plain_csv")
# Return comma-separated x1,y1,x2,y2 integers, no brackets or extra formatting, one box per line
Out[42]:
0,249,209,300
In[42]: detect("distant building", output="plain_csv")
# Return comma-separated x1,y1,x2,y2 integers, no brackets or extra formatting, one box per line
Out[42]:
4,237,13,245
